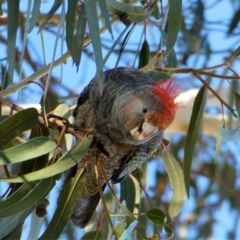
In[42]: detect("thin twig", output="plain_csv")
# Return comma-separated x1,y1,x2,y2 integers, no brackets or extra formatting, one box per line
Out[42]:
95,161,118,238
194,73,237,117
0,16,119,98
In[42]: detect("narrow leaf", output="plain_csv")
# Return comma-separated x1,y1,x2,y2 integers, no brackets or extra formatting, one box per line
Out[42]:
0,108,39,149
119,220,138,240
0,137,56,165
28,0,41,33
85,0,104,92
66,0,78,55
165,0,182,58
0,134,93,182
0,177,56,218
234,92,240,121
39,0,63,31
183,86,207,196
98,0,113,38
138,39,150,69
81,231,103,240
73,5,87,68
0,206,34,239
163,152,186,219
7,0,20,81
120,175,140,213
39,169,86,239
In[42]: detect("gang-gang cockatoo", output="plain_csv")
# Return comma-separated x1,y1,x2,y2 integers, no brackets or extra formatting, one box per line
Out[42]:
60,67,180,228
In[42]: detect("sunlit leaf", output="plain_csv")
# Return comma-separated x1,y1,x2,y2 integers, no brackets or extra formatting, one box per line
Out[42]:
7,0,20,81
0,134,93,182
38,168,86,239
119,220,138,240
0,137,56,165
146,208,165,226
85,0,104,92
0,108,39,149
162,152,186,219
183,86,207,196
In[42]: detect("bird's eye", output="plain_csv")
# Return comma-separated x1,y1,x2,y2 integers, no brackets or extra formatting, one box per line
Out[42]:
142,108,147,113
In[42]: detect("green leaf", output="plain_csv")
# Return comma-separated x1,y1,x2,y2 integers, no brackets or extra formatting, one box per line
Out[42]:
183,86,207,196
1,224,23,240
228,8,240,34
215,130,223,162
0,137,56,165
7,0,20,81
0,1,3,16
98,0,113,38
0,108,39,149
28,0,41,33
234,92,240,121
138,39,150,69
39,168,86,239
106,0,149,23
119,220,138,240
40,91,59,114
164,0,182,58
73,5,87,69
66,0,78,56
219,125,240,141
146,208,166,226
0,205,34,239
162,152,186,219
39,0,63,31
0,134,93,182
103,26,129,65
120,175,141,213
85,0,104,92
81,231,103,240
0,177,56,218
163,224,174,239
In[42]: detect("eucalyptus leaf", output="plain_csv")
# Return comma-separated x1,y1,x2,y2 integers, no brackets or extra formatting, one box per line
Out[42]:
0,137,56,165
0,134,93,182
163,152,186,219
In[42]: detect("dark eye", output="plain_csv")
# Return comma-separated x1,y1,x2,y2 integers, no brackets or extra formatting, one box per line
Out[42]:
142,108,147,113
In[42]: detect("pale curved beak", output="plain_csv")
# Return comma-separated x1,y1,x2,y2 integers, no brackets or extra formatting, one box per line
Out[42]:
130,122,158,140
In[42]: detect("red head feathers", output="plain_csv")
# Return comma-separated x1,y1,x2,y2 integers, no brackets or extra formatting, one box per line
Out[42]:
149,80,181,131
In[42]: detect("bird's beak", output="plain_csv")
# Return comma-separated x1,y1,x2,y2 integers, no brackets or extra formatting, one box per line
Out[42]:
130,122,158,140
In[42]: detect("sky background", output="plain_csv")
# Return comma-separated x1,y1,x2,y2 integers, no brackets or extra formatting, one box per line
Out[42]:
1,0,240,239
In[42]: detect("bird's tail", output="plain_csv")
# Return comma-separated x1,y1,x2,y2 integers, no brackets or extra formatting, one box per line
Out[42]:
59,164,106,228
71,188,103,228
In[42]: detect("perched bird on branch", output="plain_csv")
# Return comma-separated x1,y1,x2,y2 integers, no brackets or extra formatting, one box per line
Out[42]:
60,67,180,228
